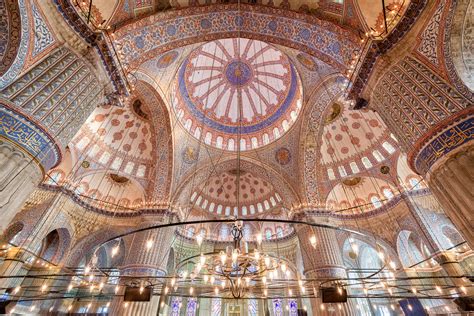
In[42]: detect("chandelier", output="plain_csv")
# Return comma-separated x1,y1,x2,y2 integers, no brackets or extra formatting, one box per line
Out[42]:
175,220,296,298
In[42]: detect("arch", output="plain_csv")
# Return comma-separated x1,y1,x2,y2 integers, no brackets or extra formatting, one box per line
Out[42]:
396,230,428,267
447,0,474,92
441,225,464,248
113,4,360,72
2,221,24,245
0,0,22,76
38,228,71,264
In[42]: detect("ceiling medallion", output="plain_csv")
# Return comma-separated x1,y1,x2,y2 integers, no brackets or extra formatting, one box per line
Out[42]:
81,160,90,168
109,173,130,184
380,165,390,174
182,146,199,164
342,177,361,186
275,147,291,165
324,102,342,124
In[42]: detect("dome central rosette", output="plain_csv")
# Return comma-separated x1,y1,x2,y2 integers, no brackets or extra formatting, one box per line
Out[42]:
172,38,303,151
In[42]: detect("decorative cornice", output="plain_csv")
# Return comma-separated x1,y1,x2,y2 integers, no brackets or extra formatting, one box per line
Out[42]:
40,183,175,218
349,0,428,99
0,104,61,170
292,188,431,220
409,109,474,174
53,0,127,95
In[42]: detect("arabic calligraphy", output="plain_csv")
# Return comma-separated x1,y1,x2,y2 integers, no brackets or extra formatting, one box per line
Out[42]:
0,107,59,170
415,117,473,173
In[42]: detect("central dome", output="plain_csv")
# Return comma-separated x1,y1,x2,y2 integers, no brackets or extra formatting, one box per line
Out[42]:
172,38,303,151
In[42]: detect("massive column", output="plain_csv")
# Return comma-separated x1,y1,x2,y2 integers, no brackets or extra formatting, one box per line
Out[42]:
295,215,355,315
370,54,474,247
0,47,105,233
427,146,474,249
111,218,175,316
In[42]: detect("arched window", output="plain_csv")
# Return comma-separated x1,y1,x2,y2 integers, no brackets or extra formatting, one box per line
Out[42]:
243,225,252,240
187,226,195,238
219,225,229,240
265,228,272,240
383,188,394,200
276,226,284,238
362,157,372,169
371,196,382,208
409,178,421,190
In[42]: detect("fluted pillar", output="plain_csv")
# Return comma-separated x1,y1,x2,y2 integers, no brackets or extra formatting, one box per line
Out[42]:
428,145,474,248
0,139,43,232
296,219,355,315
111,222,175,316
0,47,104,233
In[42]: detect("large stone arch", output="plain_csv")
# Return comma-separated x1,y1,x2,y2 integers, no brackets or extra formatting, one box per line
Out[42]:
113,4,361,72
0,0,22,76
447,0,474,93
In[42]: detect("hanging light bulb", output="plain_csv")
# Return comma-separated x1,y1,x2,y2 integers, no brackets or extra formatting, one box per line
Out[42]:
220,251,227,265
146,239,153,250
139,286,144,294
257,233,263,245
262,276,267,285
115,285,120,294
378,251,385,261
264,289,268,296
221,280,226,289
124,302,129,308
189,287,194,295
460,286,467,294
99,282,104,290
182,271,188,280
237,278,242,286
363,287,368,295
309,235,317,248
171,278,176,287
13,286,20,294
388,288,393,295
196,234,203,246
281,263,287,273
232,249,238,263
411,287,417,294
390,304,395,310
408,304,413,311
254,250,260,261
30,305,36,312
204,275,209,283
68,305,73,312
210,276,215,284
200,253,206,266
214,287,219,295
389,261,396,270
288,289,293,296
301,286,306,294
85,266,91,274
164,286,169,295
264,256,271,268
41,284,48,293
